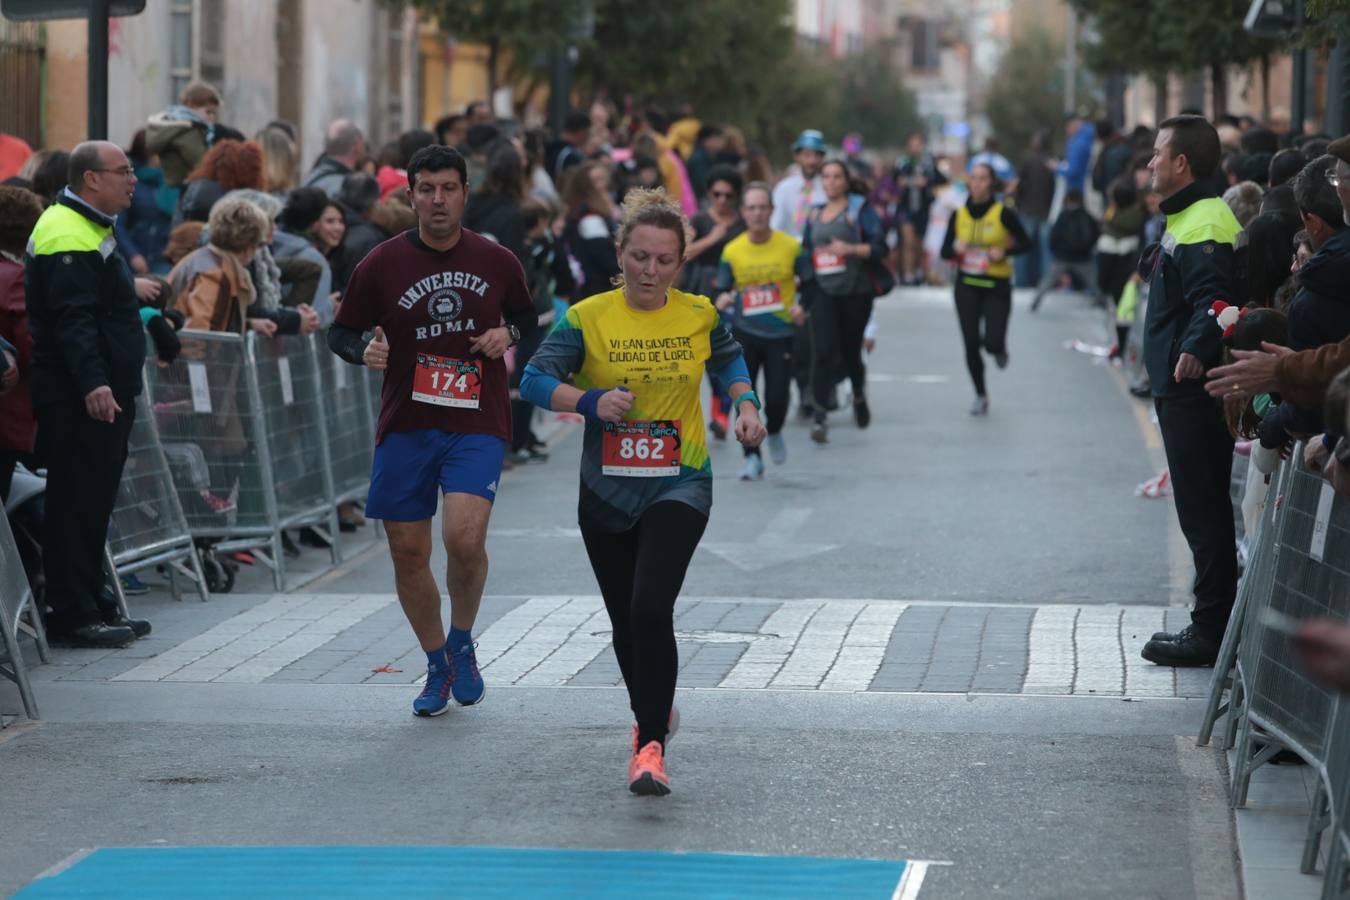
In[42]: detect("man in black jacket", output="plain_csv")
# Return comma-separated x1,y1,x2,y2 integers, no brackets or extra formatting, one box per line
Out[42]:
24,142,152,647
1139,117,1243,667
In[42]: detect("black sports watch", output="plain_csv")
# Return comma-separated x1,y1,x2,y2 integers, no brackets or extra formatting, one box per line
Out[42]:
506,324,521,346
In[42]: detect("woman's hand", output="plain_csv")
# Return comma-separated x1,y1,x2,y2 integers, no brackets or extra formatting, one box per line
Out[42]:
134,277,160,302
735,405,766,448
596,387,634,423
715,291,735,312
988,247,1007,263
248,318,278,337
953,240,968,256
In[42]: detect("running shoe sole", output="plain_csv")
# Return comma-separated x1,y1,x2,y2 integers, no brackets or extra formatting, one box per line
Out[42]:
413,703,450,718
454,684,485,707
629,774,671,797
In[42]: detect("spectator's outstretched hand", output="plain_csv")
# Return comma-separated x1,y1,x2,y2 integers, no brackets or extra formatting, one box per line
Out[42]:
1206,343,1291,400
1295,619,1350,693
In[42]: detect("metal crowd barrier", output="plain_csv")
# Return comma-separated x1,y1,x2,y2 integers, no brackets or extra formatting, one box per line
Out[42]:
107,392,211,602
315,332,376,505
1204,447,1350,890
0,503,47,719
145,330,342,591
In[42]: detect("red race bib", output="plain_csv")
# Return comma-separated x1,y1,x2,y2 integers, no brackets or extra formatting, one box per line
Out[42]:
411,354,482,409
812,250,846,275
601,420,682,477
960,249,991,275
742,283,783,316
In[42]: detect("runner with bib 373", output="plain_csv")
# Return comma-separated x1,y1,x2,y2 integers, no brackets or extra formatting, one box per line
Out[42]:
328,145,537,717
521,188,765,797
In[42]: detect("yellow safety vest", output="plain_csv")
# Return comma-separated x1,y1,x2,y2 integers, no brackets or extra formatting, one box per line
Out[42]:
953,201,1013,283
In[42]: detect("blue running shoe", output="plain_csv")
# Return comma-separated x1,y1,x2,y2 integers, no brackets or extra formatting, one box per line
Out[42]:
413,662,453,717
449,641,485,706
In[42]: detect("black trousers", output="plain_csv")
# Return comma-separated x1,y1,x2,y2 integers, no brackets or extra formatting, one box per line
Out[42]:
1155,394,1237,639
811,291,874,411
736,330,794,457
36,395,136,631
579,501,708,750
954,279,1012,397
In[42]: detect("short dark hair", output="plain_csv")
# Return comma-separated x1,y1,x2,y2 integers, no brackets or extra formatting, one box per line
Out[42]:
465,123,500,154
1111,180,1138,210
278,186,330,233
1292,154,1345,230
66,144,103,194
1239,151,1273,187
1240,125,1279,156
406,145,467,190
1158,115,1222,180
1269,148,1308,188
704,164,743,197
434,114,464,146
562,112,591,135
397,129,436,170
338,172,380,214
696,124,724,143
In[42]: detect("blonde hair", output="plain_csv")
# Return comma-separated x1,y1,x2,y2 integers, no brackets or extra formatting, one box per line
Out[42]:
207,196,270,253
615,187,692,258
256,125,298,195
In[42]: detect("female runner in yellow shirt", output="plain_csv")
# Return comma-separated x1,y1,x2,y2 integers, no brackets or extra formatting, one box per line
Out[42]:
521,189,766,796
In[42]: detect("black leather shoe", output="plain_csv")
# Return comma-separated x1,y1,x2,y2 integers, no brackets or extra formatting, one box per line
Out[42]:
853,396,871,430
1141,626,1220,667
106,615,152,638
50,622,137,648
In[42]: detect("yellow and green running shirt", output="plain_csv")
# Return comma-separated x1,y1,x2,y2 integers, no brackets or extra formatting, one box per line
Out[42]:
713,229,813,340
521,286,750,531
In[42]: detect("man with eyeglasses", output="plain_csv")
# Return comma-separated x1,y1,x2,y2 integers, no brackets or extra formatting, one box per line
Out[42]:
24,141,151,648
1208,138,1350,417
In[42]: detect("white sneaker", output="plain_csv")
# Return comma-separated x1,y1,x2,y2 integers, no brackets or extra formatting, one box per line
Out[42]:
738,455,765,481
970,396,989,417
767,432,787,465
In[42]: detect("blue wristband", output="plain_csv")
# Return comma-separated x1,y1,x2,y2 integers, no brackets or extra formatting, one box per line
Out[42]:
574,388,608,425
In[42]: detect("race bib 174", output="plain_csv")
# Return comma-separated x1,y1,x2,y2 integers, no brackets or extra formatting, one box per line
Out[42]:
412,354,482,409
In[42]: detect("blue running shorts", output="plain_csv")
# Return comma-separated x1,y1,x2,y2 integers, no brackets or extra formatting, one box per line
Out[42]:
366,430,506,521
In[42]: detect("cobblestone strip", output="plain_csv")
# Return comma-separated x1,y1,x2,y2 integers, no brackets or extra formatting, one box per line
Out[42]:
481,597,604,684
114,595,392,683
1121,607,1176,697
770,601,867,689
819,603,907,691
1021,606,1078,694
718,601,824,689
473,596,575,670
1073,607,1125,695
515,607,612,686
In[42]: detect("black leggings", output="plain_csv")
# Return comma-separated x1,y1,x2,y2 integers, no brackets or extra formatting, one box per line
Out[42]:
736,330,794,457
811,291,874,412
580,501,708,749
954,279,1012,397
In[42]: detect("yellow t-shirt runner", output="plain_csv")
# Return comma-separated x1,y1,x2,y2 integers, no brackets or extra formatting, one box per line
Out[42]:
521,287,751,530
714,229,810,340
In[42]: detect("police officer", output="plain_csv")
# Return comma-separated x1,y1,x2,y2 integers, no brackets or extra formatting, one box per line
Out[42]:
26,141,151,647
1138,116,1242,668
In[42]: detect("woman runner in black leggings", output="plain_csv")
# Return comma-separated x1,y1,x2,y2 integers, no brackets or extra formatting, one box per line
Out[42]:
940,162,1030,415
521,189,765,796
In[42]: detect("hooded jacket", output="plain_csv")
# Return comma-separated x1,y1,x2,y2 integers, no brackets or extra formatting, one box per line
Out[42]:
146,106,214,187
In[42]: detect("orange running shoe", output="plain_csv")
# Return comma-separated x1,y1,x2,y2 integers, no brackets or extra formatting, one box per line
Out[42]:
628,740,671,796
630,705,680,753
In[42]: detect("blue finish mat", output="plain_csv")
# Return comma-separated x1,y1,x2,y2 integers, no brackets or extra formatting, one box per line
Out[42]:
16,846,910,898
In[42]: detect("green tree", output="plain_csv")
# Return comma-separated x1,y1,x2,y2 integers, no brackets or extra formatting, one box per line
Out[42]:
830,51,921,150
985,29,1095,160
398,0,589,98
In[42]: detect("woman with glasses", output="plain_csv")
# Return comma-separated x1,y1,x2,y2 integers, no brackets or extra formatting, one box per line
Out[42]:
683,166,746,438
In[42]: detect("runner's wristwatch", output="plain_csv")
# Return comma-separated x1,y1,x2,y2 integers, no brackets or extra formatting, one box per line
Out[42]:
506,324,521,346
736,390,761,413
